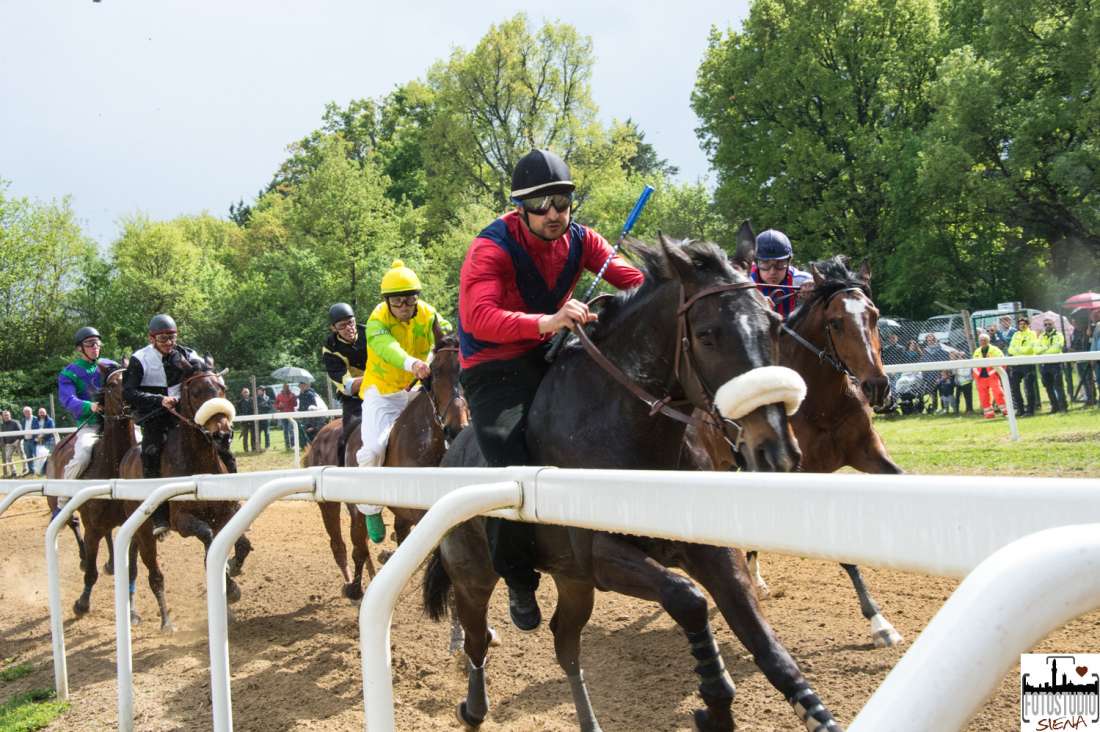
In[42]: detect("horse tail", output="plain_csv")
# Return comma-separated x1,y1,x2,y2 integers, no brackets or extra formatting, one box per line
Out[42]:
423,547,452,621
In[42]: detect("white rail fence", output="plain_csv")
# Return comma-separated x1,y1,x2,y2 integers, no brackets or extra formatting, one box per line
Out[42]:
3,468,1100,731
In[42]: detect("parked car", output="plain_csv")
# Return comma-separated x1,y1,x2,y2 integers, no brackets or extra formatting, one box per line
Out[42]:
917,313,968,350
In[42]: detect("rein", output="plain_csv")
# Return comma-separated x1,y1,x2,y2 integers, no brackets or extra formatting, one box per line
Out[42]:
165,371,228,443
571,280,760,452
779,286,867,379
419,346,466,435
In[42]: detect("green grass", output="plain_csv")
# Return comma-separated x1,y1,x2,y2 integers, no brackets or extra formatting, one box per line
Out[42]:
872,409,1100,477
0,663,31,683
0,689,68,732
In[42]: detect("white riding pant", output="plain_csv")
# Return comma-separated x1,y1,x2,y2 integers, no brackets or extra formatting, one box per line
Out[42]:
354,386,413,517
62,424,100,481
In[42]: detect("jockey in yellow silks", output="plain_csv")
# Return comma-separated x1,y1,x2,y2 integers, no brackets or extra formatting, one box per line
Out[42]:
354,260,452,542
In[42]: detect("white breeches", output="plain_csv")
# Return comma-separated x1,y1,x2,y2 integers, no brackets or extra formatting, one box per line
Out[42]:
63,424,100,480
355,387,413,516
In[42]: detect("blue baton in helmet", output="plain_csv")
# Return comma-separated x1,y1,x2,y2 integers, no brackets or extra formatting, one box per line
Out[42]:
545,184,655,363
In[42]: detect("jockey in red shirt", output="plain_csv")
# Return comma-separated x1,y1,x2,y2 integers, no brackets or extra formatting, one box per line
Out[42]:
458,149,644,631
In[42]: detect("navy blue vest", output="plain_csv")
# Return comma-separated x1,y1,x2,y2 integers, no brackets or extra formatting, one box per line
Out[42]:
458,218,585,359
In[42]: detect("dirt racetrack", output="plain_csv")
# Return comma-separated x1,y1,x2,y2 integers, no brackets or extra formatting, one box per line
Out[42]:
2,494,1097,731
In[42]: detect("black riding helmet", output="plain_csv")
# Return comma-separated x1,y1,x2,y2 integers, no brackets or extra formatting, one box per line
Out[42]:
148,314,177,334
328,302,355,325
510,149,574,199
74,326,101,346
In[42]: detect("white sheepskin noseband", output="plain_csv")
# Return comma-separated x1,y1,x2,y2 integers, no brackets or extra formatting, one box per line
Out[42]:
713,366,806,420
194,397,236,427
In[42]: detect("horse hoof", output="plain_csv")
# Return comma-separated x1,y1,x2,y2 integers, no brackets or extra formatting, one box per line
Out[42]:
130,611,142,626
488,627,501,647
73,599,90,617
754,582,771,600
692,709,733,732
161,615,176,633
873,627,903,648
378,549,394,565
227,581,242,605
457,701,484,729
227,558,243,577
871,614,903,648
343,582,363,601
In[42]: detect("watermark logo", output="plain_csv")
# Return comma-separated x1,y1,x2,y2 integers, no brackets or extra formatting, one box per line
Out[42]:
1021,654,1100,731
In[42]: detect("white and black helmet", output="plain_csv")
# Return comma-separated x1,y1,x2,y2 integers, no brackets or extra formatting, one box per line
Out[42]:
510,149,574,199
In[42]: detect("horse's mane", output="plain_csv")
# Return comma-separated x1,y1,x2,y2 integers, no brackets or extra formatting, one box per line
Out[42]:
786,256,870,329
588,237,745,341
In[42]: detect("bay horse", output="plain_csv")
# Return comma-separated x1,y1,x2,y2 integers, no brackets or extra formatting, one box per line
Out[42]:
427,231,842,732
305,335,469,600
686,256,903,648
119,359,253,618
45,367,165,626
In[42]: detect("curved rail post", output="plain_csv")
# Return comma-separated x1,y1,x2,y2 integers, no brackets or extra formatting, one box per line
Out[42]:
360,480,523,732
851,523,1100,731
0,482,44,516
46,482,112,699
207,474,318,732
114,480,196,732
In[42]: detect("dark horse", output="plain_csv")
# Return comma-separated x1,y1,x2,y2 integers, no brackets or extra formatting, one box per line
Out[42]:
686,256,903,648
305,335,470,600
426,230,842,732
46,367,164,626
119,360,253,619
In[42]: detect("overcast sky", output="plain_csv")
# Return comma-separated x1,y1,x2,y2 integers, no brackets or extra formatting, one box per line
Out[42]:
1,1,748,247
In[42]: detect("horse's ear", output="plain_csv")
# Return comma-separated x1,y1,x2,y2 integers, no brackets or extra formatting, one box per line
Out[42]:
858,259,872,284
623,236,670,279
811,263,824,286
216,367,229,378
658,232,695,282
731,220,755,272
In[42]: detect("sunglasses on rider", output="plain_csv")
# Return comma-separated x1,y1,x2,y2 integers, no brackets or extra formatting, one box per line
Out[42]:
517,193,573,215
154,333,177,344
387,294,419,308
756,259,790,272
80,338,102,348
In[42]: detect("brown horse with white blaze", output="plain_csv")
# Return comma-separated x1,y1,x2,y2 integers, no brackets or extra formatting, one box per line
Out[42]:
687,255,903,648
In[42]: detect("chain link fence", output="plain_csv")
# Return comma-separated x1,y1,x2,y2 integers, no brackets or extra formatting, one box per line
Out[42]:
877,307,1098,416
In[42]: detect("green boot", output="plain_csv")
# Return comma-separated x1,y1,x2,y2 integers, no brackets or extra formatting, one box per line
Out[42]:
366,512,386,544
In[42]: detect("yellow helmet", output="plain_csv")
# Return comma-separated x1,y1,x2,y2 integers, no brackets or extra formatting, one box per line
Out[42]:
380,260,422,295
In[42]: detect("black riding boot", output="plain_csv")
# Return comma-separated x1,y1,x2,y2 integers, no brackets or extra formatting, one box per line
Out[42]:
142,448,171,539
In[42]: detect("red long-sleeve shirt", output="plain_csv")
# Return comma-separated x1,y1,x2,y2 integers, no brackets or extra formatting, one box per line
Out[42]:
458,211,644,368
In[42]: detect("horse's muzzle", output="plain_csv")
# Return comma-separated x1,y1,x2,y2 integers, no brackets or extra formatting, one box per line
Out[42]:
861,376,891,409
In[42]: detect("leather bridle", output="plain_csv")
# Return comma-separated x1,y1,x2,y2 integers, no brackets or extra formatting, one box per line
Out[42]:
571,280,762,452
419,346,467,437
780,286,870,380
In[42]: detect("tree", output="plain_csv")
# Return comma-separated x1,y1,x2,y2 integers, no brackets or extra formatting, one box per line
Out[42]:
919,0,1100,294
692,0,942,303
0,183,98,372
422,14,613,218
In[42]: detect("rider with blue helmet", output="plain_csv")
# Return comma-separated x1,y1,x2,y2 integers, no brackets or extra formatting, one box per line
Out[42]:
749,229,813,320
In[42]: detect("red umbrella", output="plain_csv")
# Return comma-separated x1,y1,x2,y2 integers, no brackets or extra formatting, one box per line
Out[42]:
1063,291,1100,310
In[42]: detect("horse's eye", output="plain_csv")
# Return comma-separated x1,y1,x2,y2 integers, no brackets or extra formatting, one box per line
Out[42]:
697,327,718,346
